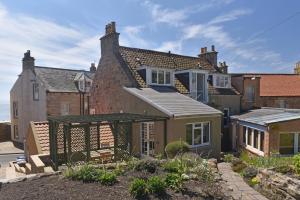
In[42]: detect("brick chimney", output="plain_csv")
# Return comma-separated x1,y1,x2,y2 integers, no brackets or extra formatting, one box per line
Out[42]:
90,63,96,72
100,21,120,56
198,45,218,67
218,61,228,74
294,61,300,75
22,50,35,71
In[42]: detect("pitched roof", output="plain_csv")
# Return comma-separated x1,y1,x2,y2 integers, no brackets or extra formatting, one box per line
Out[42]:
31,121,114,154
124,87,222,118
119,46,238,96
34,66,94,93
231,108,300,126
259,75,300,97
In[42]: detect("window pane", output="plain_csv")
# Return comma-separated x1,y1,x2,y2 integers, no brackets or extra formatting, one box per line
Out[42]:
158,70,164,84
165,72,171,84
247,128,252,146
260,132,264,151
224,77,229,87
254,130,259,149
194,128,202,145
203,122,210,143
243,127,246,144
279,133,294,154
194,123,202,128
186,124,193,145
152,70,157,84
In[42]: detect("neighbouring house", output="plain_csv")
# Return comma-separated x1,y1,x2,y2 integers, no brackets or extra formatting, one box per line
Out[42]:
90,22,240,157
0,121,11,142
231,107,300,156
231,73,300,111
10,51,95,145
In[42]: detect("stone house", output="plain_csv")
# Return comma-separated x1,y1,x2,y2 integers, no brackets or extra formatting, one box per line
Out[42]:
90,22,241,157
231,73,300,111
231,108,300,156
10,51,95,145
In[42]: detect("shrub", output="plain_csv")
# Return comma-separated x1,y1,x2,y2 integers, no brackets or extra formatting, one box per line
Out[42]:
126,157,140,170
135,159,159,173
191,160,214,182
274,165,294,174
98,172,117,186
129,178,148,199
148,176,166,195
162,159,181,173
249,177,260,187
165,141,189,158
293,154,300,174
224,154,234,163
73,165,104,182
242,166,258,179
164,173,183,191
231,157,247,173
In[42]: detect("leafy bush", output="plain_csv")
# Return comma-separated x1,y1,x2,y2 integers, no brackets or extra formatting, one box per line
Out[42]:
249,177,260,187
126,157,140,170
135,159,159,173
242,166,258,179
162,159,181,173
164,173,183,191
148,176,166,195
293,154,300,174
98,172,117,186
224,154,234,163
70,165,104,182
129,178,148,199
165,141,189,158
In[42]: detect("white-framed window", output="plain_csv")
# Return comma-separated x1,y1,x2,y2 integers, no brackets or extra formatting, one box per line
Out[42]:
151,69,172,85
33,83,39,100
242,126,264,156
186,122,210,147
13,101,18,119
214,74,230,88
61,103,70,116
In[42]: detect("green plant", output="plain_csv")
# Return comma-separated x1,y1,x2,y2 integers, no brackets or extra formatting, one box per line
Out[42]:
242,166,258,179
148,176,166,195
98,172,117,186
274,165,294,174
165,140,189,158
126,157,140,170
231,157,247,173
135,159,159,173
164,173,183,191
293,154,300,174
249,177,260,187
73,165,104,182
162,159,181,173
191,160,214,182
224,154,234,163
129,178,148,199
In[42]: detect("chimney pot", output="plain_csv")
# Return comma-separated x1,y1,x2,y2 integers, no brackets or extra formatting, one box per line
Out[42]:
211,45,215,52
90,62,96,72
105,21,117,35
204,47,207,53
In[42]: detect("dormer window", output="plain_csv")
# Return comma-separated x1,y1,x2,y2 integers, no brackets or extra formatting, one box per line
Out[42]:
78,80,85,92
213,74,230,88
151,69,171,85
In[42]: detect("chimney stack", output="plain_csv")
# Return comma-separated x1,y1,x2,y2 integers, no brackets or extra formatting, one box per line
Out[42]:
198,45,218,67
218,61,228,74
22,50,35,71
90,63,96,72
100,21,120,56
295,61,300,75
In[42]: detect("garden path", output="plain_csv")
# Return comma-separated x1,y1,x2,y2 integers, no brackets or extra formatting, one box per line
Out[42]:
218,162,268,200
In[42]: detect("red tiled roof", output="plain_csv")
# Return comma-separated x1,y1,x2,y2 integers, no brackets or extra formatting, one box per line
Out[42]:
260,75,300,97
32,122,114,154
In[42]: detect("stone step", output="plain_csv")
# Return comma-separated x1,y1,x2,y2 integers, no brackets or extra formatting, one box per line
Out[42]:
5,167,16,179
25,163,32,174
44,166,54,173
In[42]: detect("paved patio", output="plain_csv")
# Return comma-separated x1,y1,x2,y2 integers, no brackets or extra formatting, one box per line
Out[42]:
218,162,268,200
0,141,23,155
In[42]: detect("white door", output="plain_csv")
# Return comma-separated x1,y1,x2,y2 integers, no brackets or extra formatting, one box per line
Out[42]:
140,122,155,156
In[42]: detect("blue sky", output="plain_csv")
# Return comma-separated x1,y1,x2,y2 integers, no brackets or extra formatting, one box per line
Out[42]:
0,0,299,120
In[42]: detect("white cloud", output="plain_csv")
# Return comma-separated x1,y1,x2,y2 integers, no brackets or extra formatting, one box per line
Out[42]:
0,3,100,103
155,40,183,53
120,25,152,48
208,9,252,25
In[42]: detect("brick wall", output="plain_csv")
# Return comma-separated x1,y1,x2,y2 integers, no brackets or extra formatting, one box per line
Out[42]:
260,96,300,109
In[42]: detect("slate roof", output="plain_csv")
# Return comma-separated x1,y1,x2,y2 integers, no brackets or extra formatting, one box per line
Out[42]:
124,87,222,118
231,108,300,126
34,66,94,93
119,46,238,96
31,121,114,154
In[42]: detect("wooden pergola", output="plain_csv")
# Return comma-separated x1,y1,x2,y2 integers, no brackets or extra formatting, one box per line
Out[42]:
48,113,168,170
